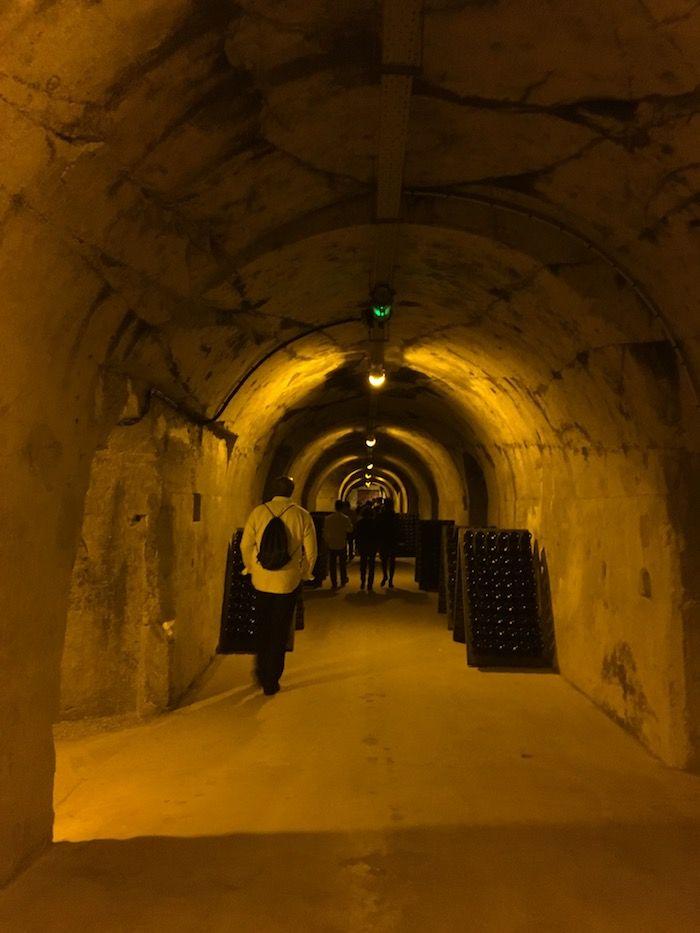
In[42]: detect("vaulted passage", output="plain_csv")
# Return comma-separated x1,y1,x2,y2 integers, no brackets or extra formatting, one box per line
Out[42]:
0,1,699,925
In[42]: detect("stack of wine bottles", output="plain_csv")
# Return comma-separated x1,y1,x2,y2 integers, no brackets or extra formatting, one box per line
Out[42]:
463,529,546,666
396,514,418,557
217,529,258,654
416,520,454,591
452,529,466,645
440,524,459,625
217,529,305,654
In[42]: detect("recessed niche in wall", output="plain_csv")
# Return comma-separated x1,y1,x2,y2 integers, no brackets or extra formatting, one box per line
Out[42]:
193,492,202,523
639,567,652,599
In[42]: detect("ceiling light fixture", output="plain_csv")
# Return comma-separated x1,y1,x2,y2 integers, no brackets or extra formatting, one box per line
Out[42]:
365,434,376,448
368,364,386,389
368,283,394,324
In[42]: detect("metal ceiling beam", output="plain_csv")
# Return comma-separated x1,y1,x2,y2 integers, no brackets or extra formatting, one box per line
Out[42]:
366,0,424,440
372,0,423,286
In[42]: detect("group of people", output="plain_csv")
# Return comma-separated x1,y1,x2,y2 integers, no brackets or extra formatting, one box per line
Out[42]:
240,477,400,697
322,497,399,592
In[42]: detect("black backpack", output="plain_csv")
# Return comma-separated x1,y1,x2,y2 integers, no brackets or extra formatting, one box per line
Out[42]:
257,504,294,570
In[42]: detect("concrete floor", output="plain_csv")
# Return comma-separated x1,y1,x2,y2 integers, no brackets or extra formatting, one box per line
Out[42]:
1,561,699,932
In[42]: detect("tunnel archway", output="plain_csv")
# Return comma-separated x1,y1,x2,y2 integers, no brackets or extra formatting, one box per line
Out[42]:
298,434,441,519
339,469,404,510
48,187,700,821
344,476,396,508
0,0,698,888
305,456,416,515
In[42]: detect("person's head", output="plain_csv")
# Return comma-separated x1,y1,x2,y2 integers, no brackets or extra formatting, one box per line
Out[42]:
335,499,345,512
269,475,294,498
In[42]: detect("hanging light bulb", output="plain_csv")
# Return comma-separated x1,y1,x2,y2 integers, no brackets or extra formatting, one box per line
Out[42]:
368,364,386,389
364,472,372,479
366,463,374,470
365,434,376,448
365,481,371,487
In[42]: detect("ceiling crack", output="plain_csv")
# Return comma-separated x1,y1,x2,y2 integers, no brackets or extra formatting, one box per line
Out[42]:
413,78,700,152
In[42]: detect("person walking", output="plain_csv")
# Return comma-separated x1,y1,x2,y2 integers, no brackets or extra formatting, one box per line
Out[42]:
377,498,399,588
241,476,317,695
323,500,353,590
341,500,356,560
354,503,378,592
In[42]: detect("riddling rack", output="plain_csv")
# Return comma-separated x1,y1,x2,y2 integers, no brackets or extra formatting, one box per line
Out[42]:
217,529,303,655
396,514,418,557
462,528,550,668
217,529,258,654
416,519,454,591
440,524,459,630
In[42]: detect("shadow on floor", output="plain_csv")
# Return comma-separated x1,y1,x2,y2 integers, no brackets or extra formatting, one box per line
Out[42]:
282,665,382,693
342,588,430,606
2,822,698,932
303,588,340,600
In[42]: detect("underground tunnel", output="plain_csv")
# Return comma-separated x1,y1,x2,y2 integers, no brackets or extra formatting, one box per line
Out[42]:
0,0,699,928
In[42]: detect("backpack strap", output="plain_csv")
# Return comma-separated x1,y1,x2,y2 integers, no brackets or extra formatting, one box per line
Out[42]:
264,502,294,519
261,503,300,561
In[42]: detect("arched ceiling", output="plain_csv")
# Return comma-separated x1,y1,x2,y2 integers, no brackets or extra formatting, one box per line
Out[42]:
3,1,700,885
1,0,698,516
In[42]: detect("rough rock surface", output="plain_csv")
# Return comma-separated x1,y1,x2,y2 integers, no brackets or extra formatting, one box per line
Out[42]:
0,0,698,884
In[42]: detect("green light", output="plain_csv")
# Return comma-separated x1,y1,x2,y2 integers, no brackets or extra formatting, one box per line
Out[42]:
368,283,394,324
371,303,392,321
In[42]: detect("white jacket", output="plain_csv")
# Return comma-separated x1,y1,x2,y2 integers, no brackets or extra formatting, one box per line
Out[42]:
240,497,318,594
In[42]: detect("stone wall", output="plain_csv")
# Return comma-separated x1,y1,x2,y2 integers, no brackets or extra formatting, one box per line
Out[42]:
60,405,236,721
519,449,693,768
1,0,699,888
0,214,128,884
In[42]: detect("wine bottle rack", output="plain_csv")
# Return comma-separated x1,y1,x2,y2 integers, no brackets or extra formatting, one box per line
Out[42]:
462,528,550,667
396,514,418,557
452,528,466,645
416,520,454,592
217,529,258,654
441,524,458,628
217,529,304,655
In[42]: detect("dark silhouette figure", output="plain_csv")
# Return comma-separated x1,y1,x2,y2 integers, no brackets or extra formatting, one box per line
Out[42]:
323,500,352,590
354,504,378,592
342,500,356,560
377,499,399,588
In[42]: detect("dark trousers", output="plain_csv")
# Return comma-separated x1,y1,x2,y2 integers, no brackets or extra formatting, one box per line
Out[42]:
360,552,376,589
328,548,348,588
380,550,396,583
255,588,298,690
